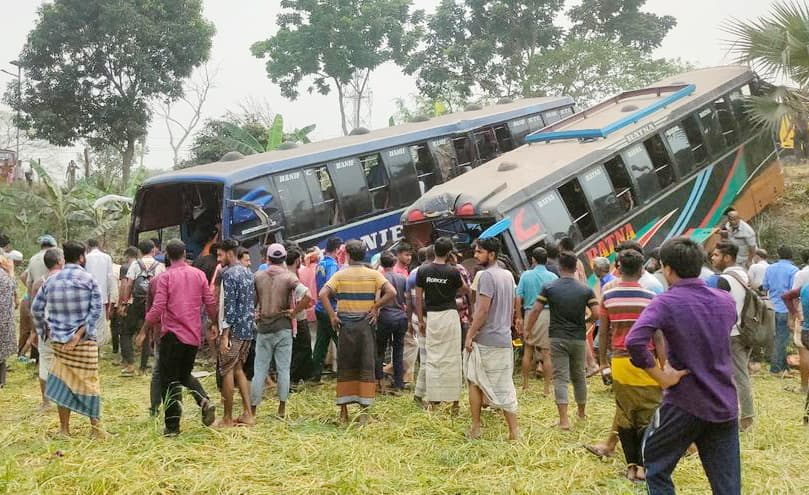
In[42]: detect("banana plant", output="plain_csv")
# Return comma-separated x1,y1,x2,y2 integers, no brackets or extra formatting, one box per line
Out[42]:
219,114,315,155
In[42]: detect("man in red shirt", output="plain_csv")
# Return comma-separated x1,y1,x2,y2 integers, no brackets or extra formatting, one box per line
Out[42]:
137,239,218,436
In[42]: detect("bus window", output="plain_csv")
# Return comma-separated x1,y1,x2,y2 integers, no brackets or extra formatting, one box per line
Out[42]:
508,117,531,145
527,114,545,132
643,134,676,190
534,190,580,243
603,156,637,213
428,137,456,182
328,158,372,222
230,176,283,236
558,178,598,240
472,128,500,164
682,115,709,165
452,135,474,174
559,106,575,118
578,165,625,227
382,146,421,207
664,124,698,177
543,109,561,125
307,166,341,228
727,89,751,137
493,123,516,152
713,96,739,146
360,153,390,212
410,143,440,193
272,170,315,236
696,106,727,156
621,143,659,203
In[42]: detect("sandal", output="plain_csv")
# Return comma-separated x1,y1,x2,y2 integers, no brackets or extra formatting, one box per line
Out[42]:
584,444,615,458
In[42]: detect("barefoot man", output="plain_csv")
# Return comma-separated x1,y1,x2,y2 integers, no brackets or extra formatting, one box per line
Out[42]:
31,241,104,438
216,239,256,426
319,240,395,425
463,237,520,441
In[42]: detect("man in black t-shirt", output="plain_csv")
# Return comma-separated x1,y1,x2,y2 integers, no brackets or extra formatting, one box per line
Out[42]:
415,237,468,409
526,251,598,430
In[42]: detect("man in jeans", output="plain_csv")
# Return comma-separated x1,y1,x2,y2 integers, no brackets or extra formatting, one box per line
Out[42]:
763,245,798,374
711,241,755,431
252,244,310,419
378,251,409,393
526,251,599,430
311,237,342,381
137,239,218,436
627,237,739,494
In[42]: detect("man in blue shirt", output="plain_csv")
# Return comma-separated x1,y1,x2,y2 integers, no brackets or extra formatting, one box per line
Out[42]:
515,247,558,393
763,245,799,374
311,237,343,381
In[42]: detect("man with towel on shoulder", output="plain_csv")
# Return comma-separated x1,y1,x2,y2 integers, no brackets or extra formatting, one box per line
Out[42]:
463,237,520,441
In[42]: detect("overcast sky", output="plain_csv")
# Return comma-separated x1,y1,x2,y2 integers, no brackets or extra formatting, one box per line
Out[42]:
0,0,776,172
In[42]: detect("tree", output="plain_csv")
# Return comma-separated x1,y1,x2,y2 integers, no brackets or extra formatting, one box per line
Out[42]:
567,0,677,53
183,112,316,168
251,0,424,135
5,0,215,185
156,65,216,168
724,1,809,132
522,38,691,106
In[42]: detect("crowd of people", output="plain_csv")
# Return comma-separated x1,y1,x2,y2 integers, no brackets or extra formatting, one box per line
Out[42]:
1,206,809,493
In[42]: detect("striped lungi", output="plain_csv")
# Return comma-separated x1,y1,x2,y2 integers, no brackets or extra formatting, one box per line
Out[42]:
612,356,661,429
464,342,518,413
336,314,376,406
45,340,101,419
425,309,463,402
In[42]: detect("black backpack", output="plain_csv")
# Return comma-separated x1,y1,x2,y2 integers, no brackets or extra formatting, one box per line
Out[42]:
132,259,159,311
723,271,776,349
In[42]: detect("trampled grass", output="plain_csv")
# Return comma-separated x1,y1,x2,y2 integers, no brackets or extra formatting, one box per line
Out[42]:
1,356,807,494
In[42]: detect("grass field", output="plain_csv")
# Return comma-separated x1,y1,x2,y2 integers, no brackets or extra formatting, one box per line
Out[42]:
1,354,807,495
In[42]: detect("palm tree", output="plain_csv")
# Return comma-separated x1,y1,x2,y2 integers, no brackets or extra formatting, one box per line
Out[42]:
725,1,809,131
220,114,317,155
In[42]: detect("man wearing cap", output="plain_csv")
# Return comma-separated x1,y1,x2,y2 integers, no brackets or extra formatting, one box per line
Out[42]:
252,243,310,419
19,234,57,359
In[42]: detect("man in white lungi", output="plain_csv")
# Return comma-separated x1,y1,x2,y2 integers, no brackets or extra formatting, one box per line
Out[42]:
415,237,468,412
464,237,519,441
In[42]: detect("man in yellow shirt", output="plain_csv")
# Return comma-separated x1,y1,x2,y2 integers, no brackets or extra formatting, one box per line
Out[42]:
319,239,395,424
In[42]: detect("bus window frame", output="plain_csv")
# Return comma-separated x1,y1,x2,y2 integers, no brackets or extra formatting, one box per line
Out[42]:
533,189,583,245
712,94,741,146
620,142,660,204
327,157,373,222
577,164,626,230
358,151,391,212
381,145,422,207
694,104,728,158
643,132,678,191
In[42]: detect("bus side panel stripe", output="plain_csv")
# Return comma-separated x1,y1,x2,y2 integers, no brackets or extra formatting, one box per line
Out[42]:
665,166,712,240
698,147,746,228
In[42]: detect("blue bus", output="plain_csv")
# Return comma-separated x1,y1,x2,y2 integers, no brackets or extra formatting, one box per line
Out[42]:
128,96,575,263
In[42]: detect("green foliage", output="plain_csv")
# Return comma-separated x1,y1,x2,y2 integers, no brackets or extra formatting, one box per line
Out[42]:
567,0,677,52
0,161,144,257
408,0,680,102
5,0,215,184
522,38,692,106
251,0,424,135
725,1,809,133
184,113,317,167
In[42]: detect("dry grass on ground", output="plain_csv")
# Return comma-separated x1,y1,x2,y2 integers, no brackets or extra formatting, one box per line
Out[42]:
1,355,807,495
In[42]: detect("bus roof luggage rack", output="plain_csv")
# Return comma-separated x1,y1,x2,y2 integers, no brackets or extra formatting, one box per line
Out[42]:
526,83,696,144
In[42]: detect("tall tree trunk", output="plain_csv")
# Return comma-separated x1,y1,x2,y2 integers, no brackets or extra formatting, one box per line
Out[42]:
83,147,91,178
122,136,136,186
335,80,349,136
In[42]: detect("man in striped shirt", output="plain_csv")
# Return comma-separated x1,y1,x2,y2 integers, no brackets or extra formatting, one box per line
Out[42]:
598,249,665,482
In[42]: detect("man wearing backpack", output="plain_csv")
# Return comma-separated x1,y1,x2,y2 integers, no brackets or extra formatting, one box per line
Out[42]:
711,241,755,431
119,240,165,376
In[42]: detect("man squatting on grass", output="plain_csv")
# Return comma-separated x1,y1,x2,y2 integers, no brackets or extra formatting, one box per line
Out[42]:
626,237,740,495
